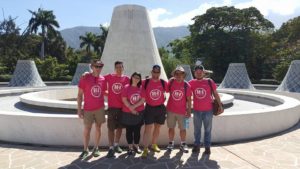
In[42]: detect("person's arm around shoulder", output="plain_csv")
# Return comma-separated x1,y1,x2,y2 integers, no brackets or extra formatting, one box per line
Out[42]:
186,83,192,117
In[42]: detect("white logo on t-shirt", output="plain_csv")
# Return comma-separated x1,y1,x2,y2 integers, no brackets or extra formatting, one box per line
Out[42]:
195,88,206,99
130,93,141,104
150,89,161,100
172,90,183,101
112,83,123,94
91,85,102,98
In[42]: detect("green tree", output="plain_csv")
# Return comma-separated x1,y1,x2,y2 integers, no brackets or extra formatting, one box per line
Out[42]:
272,16,300,81
188,6,274,81
79,32,96,54
28,8,60,59
93,24,108,55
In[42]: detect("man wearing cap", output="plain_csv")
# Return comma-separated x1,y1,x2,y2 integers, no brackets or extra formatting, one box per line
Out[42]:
104,61,130,158
141,65,168,157
77,59,106,159
189,65,223,154
166,66,192,153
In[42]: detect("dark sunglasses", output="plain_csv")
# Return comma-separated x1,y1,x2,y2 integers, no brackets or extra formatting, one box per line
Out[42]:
94,65,104,69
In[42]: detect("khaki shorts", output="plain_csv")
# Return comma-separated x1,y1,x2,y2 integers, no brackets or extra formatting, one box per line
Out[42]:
84,108,106,126
167,111,185,130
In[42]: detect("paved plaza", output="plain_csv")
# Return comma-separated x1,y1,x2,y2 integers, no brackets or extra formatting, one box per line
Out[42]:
0,120,299,169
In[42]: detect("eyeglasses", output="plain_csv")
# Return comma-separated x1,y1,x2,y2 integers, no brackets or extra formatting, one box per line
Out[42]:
94,65,104,69
133,76,141,80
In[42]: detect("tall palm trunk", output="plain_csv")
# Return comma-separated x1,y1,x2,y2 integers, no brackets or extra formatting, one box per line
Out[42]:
41,27,45,59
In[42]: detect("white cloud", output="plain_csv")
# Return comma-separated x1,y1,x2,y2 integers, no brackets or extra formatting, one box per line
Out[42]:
102,22,110,27
148,0,300,27
235,0,300,16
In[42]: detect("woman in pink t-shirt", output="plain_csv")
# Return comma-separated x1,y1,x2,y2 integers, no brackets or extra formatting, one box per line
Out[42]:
121,72,145,155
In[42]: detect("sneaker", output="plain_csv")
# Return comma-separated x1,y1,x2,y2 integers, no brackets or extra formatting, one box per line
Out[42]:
141,148,149,158
167,142,174,151
127,149,134,156
106,148,115,158
133,146,142,154
204,147,211,155
180,143,189,153
92,148,100,157
151,144,161,153
79,150,89,159
192,145,200,153
114,145,123,153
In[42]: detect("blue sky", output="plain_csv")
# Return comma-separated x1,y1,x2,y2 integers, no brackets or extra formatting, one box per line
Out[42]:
1,0,300,31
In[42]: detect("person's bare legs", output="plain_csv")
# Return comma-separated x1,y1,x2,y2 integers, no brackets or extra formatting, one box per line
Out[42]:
83,125,92,151
143,124,153,149
152,123,161,144
115,128,122,144
180,129,186,142
108,129,114,147
94,123,102,148
168,128,175,142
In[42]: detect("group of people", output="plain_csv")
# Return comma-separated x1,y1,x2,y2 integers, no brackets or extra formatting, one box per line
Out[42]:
77,59,223,159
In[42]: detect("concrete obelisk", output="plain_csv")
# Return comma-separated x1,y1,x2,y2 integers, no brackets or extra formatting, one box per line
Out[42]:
218,63,255,89
276,60,300,93
8,60,46,87
101,4,167,80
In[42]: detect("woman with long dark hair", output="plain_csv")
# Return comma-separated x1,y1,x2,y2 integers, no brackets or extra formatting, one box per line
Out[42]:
121,72,145,155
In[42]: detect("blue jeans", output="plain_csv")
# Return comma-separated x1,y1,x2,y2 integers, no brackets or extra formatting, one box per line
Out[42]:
193,110,213,147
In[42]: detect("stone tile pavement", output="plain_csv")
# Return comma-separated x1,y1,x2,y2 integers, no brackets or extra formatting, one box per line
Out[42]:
0,121,299,169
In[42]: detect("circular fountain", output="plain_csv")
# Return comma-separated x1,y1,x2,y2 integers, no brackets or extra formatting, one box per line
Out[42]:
0,86,300,146
1,4,300,147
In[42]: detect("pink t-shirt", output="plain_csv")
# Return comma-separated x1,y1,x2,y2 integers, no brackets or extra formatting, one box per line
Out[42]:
189,78,217,111
121,85,145,113
142,79,168,106
104,74,130,108
166,79,192,115
78,74,107,111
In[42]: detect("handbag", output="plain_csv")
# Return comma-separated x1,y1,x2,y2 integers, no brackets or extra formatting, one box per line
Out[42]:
208,79,223,116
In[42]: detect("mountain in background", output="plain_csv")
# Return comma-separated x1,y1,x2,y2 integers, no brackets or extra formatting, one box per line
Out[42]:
60,26,190,49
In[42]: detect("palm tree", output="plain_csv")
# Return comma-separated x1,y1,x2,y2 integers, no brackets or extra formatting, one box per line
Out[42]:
93,24,109,55
28,8,60,59
79,32,96,54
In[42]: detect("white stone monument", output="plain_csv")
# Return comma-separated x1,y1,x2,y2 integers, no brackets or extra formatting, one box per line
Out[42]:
219,63,255,89
276,60,300,93
8,60,46,87
70,63,91,85
101,4,167,80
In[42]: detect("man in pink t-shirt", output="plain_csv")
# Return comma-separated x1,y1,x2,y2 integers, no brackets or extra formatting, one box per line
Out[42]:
104,61,130,158
166,66,192,153
141,65,168,157
77,59,106,159
189,65,223,155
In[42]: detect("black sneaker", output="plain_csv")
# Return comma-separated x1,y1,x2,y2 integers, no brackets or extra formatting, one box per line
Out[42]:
204,147,211,155
180,143,189,153
106,148,115,158
127,149,134,156
133,146,142,154
167,142,174,151
192,145,200,153
79,150,89,159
